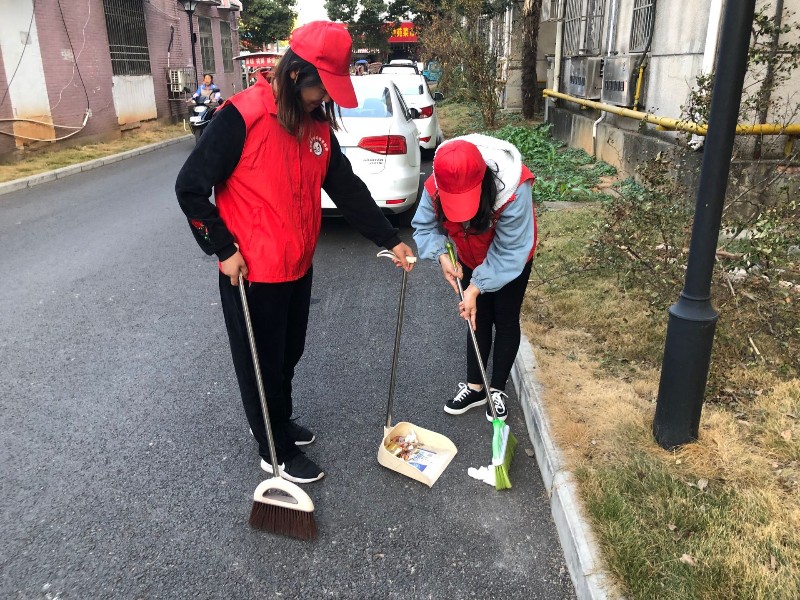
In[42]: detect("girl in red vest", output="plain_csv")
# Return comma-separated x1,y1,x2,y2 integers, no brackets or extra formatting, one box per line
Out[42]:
176,21,414,483
412,135,536,422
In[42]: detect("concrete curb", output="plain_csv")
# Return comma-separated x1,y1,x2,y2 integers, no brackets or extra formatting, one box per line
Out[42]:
512,334,616,600
0,134,193,197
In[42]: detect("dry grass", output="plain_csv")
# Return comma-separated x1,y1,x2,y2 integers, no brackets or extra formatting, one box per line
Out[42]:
0,123,188,183
524,205,800,599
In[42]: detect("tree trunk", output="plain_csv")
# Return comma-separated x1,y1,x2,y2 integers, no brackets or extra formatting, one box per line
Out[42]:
521,0,543,119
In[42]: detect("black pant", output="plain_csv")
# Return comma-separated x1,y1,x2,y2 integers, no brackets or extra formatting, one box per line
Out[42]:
218,268,312,461
462,260,533,391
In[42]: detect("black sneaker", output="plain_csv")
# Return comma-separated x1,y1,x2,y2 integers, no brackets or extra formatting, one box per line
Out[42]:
260,452,324,484
485,389,509,422
285,420,315,446
444,383,487,415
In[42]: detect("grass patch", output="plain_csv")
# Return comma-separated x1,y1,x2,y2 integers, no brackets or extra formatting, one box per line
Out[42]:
0,123,188,183
524,204,800,599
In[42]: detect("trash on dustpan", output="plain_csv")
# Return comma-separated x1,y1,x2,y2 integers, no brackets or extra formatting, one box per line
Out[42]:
378,422,457,487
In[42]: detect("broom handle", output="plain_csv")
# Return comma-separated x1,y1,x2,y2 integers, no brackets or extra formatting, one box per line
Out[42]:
238,274,282,477
386,267,409,429
445,242,497,420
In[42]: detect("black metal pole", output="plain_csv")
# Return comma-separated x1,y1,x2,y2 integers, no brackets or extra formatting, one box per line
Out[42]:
187,9,199,89
653,0,757,449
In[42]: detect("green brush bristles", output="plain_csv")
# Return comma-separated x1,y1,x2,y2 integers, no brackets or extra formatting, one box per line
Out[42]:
492,421,517,491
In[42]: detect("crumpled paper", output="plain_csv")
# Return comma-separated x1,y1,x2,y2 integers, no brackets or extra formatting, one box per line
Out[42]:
467,465,496,486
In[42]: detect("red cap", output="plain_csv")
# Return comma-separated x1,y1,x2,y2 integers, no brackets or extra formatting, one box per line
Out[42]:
289,21,358,108
433,140,486,222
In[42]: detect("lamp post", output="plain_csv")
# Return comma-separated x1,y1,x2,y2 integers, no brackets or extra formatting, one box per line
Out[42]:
652,0,757,449
177,0,220,90
177,0,200,90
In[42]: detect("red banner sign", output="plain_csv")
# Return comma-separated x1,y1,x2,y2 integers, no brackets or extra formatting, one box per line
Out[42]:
387,21,417,43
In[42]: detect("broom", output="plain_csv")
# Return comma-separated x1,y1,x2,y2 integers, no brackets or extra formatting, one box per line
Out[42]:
238,274,317,539
445,242,516,490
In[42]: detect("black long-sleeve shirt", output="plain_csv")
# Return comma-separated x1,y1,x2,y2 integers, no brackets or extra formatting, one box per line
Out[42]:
175,104,401,263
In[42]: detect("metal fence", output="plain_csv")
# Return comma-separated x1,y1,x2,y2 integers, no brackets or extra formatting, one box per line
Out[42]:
630,0,655,52
102,0,151,76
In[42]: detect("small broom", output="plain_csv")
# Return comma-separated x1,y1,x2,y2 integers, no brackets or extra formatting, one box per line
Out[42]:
446,242,516,490
238,274,317,539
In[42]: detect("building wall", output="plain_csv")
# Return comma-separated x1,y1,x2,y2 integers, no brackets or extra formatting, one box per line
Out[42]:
541,0,800,166
35,0,118,142
0,0,242,158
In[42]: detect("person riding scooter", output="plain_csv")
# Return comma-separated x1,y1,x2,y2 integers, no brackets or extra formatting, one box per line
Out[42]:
188,74,222,143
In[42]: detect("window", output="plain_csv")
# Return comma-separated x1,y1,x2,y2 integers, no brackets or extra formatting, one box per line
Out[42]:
102,0,151,75
563,0,604,56
630,0,655,52
198,17,216,74
220,21,234,73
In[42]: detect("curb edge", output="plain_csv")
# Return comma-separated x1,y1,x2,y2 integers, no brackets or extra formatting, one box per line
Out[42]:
512,333,617,600
0,134,193,198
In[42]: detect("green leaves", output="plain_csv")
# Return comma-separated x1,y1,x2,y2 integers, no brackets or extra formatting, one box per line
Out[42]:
239,0,297,49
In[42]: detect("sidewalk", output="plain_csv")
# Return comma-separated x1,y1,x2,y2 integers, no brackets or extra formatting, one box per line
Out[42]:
0,135,615,599
0,135,192,197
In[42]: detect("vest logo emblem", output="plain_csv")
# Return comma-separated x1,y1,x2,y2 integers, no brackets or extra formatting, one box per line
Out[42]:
309,136,328,157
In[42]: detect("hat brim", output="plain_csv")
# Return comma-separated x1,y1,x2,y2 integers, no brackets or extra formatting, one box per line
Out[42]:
319,70,357,108
438,184,481,223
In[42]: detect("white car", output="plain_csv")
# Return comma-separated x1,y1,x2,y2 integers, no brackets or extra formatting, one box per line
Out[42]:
322,75,421,219
387,73,444,153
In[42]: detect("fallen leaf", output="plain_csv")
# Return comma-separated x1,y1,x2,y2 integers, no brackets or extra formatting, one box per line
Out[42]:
697,478,709,491
781,430,793,442
668,524,677,532
680,554,697,567
771,555,777,571
675,459,683,465
773,462,781,469
786,413,798,419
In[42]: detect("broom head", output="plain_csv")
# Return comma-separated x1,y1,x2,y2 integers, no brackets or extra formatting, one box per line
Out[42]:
249,477,317,540
491,420,517,491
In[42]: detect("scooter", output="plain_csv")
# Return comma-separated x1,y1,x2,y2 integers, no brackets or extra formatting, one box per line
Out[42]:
188,89,222,144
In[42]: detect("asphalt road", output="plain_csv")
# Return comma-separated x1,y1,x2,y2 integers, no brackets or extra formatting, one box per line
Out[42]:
0,139,575,599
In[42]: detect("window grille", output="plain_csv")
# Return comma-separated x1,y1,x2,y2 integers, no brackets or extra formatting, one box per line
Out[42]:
564,0,604,56
584,0,604,55
220,21,234,73
198,17,216,74
102,0,151,76
563,0,583,56
630,0,655,52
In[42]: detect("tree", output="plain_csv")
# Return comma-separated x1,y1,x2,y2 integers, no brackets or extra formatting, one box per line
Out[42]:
325,0,409,58
521,0,543,118
239,0,297,51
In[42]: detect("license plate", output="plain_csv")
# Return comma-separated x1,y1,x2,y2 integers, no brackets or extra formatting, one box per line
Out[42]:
189,116,201,123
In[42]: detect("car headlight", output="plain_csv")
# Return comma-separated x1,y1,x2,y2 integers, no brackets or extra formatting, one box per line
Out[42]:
194,106,206,114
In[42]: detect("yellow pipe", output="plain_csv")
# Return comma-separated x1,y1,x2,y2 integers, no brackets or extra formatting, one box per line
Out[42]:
543,89,800,136
633,65,645,110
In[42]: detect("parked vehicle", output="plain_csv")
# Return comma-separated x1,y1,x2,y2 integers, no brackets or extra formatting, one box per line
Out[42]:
379,62,420,75
187,93,222,144
422,60,442,82
321,75,421,221
388,73,444,153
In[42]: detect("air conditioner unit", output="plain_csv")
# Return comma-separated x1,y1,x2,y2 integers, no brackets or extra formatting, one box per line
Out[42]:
168,68,193,93
601,56,638,106
564,57,602,99
541,0,561,21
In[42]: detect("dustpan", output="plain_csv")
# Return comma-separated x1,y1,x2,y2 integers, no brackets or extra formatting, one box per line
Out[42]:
376,251,457,487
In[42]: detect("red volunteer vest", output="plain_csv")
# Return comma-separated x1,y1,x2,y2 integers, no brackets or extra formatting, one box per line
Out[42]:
424,165,537,270
214,75,332,282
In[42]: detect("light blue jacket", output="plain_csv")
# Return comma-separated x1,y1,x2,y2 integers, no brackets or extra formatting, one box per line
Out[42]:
412,180,534,293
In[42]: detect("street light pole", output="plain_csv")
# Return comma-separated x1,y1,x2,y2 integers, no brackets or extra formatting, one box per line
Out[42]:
653,0,757,449
187,8,198,89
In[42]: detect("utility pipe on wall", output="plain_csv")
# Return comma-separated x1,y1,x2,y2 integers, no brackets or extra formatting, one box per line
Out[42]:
593,0,621,156
543,88,800,135
552,0,567,94
689,0,724,149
